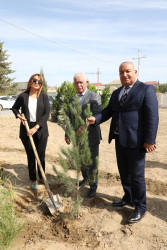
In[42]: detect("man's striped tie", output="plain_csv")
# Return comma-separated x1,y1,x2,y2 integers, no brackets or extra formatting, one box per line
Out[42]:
114,86,130,134
120,87,130,106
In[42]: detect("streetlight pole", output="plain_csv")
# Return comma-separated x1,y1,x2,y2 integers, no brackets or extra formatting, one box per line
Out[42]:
132,50,146,79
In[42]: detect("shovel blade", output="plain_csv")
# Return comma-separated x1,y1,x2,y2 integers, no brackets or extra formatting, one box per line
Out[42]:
45,194,62,215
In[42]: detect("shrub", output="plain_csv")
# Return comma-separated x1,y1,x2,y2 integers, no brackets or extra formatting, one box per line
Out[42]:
158,83,167,93
51,81,76,122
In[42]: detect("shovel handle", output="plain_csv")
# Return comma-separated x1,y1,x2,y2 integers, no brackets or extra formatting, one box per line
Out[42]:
22,114,59,211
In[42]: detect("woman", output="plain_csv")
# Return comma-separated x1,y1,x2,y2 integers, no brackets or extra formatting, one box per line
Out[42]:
12,73,50,190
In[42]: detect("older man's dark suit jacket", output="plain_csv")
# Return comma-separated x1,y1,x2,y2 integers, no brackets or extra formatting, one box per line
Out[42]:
12,91,50,140
95,80,158,149
69,89,102,146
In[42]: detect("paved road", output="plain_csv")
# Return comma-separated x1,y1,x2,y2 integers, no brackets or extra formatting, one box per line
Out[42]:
0,109,13,116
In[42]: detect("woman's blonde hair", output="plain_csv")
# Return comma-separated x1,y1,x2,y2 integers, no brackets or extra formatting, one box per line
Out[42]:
25,73,43,96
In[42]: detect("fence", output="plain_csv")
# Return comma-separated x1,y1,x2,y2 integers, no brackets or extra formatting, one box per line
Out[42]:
156,93,167,108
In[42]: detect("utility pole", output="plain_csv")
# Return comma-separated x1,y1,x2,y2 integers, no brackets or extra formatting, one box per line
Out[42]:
132,50,146,79
85,68,101,83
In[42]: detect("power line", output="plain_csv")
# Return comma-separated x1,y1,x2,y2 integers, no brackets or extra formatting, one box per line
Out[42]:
0,18,106,61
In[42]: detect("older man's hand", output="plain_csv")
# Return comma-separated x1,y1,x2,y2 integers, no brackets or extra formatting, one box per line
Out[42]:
87,116,96,125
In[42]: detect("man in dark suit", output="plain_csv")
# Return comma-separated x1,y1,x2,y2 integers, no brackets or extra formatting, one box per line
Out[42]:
88,62,159,223
65,73,102,198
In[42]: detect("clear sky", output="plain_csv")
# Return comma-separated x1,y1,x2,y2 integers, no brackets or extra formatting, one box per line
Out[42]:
0,0,167,86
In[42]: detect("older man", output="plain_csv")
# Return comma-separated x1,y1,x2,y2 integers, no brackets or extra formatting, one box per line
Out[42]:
65,73,102,198
88,62,158,223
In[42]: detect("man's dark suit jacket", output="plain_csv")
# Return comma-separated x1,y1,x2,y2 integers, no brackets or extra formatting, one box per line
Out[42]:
12,91,50,140
69,89,102,147
95,80,159,148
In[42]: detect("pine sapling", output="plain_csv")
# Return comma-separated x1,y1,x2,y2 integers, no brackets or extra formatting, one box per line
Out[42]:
53,96,95,218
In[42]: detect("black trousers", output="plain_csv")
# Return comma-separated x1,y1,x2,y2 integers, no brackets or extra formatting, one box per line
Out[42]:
115,138,146,213
81,144,99,190
21,122,48,181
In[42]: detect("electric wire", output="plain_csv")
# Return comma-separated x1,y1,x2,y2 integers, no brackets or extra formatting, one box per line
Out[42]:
0,17,109,62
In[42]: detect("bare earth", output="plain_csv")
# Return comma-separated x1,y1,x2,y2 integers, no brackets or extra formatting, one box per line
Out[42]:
0,108,167,250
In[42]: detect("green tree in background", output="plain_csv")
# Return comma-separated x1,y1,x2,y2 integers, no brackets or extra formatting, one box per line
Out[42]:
40,67,48,94
100,85,112,109
158,83,167,93
0,41,17,95
51,81,76,121
87,83,97,93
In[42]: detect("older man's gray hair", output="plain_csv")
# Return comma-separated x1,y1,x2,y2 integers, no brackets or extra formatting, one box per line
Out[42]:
73,73,87,82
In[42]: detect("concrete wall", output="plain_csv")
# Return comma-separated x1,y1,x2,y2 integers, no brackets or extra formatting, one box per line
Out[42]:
157,93,167,108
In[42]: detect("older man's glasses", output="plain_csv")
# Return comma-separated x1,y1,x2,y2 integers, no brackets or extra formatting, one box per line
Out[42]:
32,78,42,85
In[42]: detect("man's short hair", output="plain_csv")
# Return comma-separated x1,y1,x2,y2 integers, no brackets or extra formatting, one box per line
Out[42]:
119,61,136,71
73,73,87,82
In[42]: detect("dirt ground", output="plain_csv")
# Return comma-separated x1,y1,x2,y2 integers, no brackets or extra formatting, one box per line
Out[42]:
0,108,167,250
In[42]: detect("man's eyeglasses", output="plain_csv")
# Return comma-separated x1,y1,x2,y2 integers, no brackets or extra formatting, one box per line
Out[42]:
32,78,42,85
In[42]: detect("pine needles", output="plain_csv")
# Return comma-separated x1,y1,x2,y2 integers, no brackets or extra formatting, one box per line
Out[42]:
53,96,96,218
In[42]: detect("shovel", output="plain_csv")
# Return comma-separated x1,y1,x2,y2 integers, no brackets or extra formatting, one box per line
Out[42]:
22,114,61,214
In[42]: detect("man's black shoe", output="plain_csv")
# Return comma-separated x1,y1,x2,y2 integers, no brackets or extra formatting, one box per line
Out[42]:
127,211,145,223
87,188,96,198
112,200,134,207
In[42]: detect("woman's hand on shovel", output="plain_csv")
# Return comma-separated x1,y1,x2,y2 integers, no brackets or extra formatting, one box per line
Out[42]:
17,114,27,126
27,127,38,137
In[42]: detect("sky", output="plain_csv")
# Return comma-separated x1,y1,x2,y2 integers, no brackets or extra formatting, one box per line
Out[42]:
0,0,167,86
